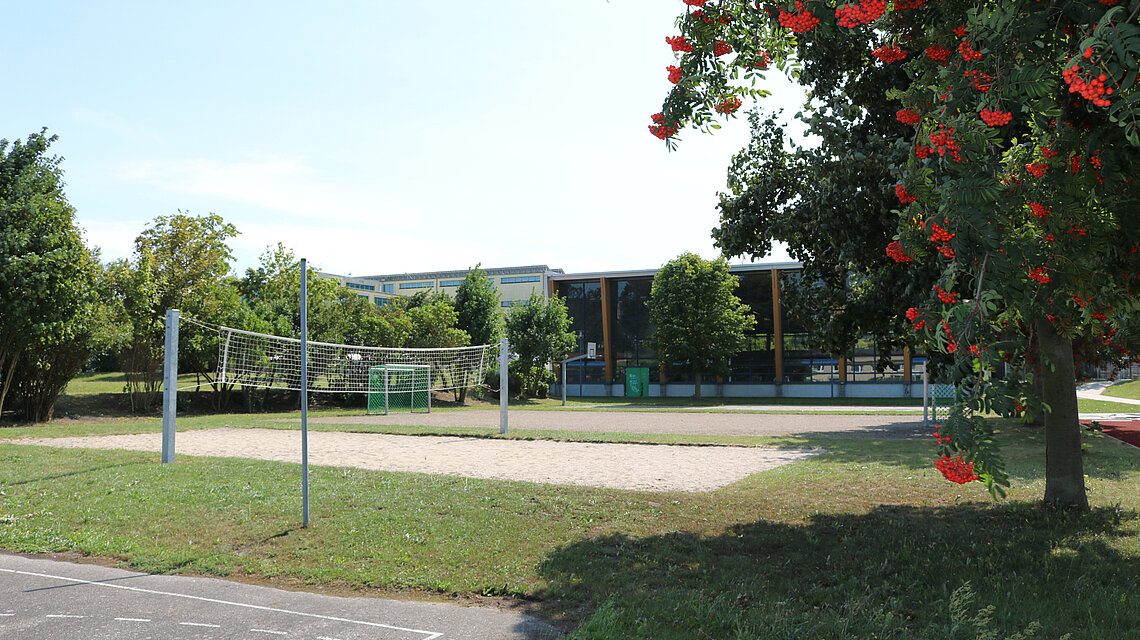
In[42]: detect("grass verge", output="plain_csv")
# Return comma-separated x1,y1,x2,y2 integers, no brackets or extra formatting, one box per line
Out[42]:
1103,378,1140,401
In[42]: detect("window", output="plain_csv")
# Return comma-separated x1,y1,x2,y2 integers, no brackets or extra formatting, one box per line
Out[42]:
375,297,388,307
502,275,541,284
346,281,375,291
439,279,463,287
399,281,434,289
358,294,368,300
381,284,394,293
501,300,530,307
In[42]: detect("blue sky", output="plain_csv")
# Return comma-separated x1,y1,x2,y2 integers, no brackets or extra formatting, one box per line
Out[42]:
5,1,805,277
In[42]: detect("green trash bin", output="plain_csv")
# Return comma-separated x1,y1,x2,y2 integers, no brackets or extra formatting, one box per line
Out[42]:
625,367,650,398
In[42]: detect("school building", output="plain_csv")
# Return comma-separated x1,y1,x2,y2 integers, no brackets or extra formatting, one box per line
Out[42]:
318,265,563,308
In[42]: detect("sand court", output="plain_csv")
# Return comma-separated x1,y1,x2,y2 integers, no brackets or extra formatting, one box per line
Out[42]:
4,428,817,492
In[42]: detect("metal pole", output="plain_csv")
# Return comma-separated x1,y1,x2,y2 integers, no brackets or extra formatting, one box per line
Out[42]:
499,338,508,433
922,367,929,425
161,309,179,464
300,258,310,526
562,359,567,407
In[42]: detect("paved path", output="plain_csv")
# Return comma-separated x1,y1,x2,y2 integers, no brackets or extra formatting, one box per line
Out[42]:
0,553,560,640
1077,381,1140,406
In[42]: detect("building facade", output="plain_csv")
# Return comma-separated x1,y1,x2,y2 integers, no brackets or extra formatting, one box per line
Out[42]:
550,262,922,398
319,265,564,309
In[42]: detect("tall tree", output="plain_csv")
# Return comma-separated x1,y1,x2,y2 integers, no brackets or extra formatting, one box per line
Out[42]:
648,253,756,398
111,212,239,412
0,130,100,419
505,292,576,397
653,0,1140,507
453,264,502,401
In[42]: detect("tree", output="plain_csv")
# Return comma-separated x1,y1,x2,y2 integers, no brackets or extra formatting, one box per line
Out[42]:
654,0,1140,508
647,253,756,398
0,130,100,420
505,292,576,397
453,264,502,400
111,212,239,412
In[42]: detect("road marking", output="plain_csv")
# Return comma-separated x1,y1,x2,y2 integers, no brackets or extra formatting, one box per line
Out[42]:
317,637,344,640
115,617,152,622
180,621,222,628
0,613,14,617
46,614,85,618
251,629,288,635
0,567,443,639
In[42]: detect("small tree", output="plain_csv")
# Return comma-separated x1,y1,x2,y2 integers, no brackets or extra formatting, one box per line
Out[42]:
505,292,576,397
453,264,502,401
648,253,755,398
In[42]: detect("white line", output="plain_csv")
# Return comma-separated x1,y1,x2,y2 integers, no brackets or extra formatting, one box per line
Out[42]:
0,613,14,617
250,630,288,635
180,621,221,628
115,617,152,622
46,614,85,618
0,567,443,639
316,637,343,640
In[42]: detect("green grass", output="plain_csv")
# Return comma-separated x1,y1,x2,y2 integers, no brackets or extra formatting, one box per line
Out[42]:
1076,397,1140,413
2,411,1139,638
1103,379,1140,402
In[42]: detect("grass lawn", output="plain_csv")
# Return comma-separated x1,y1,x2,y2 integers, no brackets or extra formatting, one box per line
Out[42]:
2,405,1139,639
1103,378,1140,401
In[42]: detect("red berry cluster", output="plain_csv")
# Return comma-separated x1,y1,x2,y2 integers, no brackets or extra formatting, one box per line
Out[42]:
886,240,913,262
1028,266,1052,284
754,51,772,69
1090,154,1103,169
979,108,1012,127
1025,162,1047,178
915,144,933,159
958,41,983,61
936,455,979,484
953,26,968,38
648,113,678,139
929,126,961,161
929,221,955,258
968,344,980,357
872,45,907,63
895,183,917,203
683,0,708,6
925,45,952,62
691,9,711,22
965,70,992,92
666,36,694,53
934,285,959,304
835,0,886,28
1070,154,1081,174
1062,64,1113,107
895,0,927,9
713,40,732,57
906,307,927,330
1040,147,1058,158
667,65,682,84
778,2,821,33
896,108,921,125
1028,202,1050,219
715,98,743,114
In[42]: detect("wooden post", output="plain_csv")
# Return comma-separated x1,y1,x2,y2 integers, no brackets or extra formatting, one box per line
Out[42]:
903,345,912,380
599,278,614,384
837,355,847,383
771,268,784,383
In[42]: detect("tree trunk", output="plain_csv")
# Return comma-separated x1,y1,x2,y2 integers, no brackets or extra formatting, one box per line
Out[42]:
694,370,703,399
1035,318,1089,510
0,354,16,419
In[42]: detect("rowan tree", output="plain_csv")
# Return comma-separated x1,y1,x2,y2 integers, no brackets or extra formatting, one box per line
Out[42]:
655,0,1140,508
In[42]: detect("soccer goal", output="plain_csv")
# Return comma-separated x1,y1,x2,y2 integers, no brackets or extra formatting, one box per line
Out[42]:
367,364,431,414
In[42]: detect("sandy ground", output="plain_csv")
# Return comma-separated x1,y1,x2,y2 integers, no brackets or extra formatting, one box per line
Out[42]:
305,408,930,439
4,428,818,492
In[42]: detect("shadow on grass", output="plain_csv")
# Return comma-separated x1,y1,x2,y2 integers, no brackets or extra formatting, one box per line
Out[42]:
1,461,149,488
536,503,1140,639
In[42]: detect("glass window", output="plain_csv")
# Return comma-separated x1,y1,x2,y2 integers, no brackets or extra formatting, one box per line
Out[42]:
399,281,434,289
502,275,541,284
381,284,394,293
439,279,463,287
346,281,375,291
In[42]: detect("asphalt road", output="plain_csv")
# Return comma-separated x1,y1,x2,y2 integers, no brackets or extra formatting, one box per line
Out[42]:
0,553,560,640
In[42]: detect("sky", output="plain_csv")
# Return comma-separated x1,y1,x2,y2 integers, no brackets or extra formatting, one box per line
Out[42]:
4,1,807,278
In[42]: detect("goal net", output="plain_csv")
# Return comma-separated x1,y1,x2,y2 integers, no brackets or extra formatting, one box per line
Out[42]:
367,364,431,414
212,325,494,395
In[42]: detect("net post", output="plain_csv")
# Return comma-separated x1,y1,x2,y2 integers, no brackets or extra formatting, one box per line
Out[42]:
300,258,309,527
561,358,567,407
384,364,389,415
499,338,508,434
427,365,432,413
220,329,232,385
161,309,179,464
922,368,929,425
